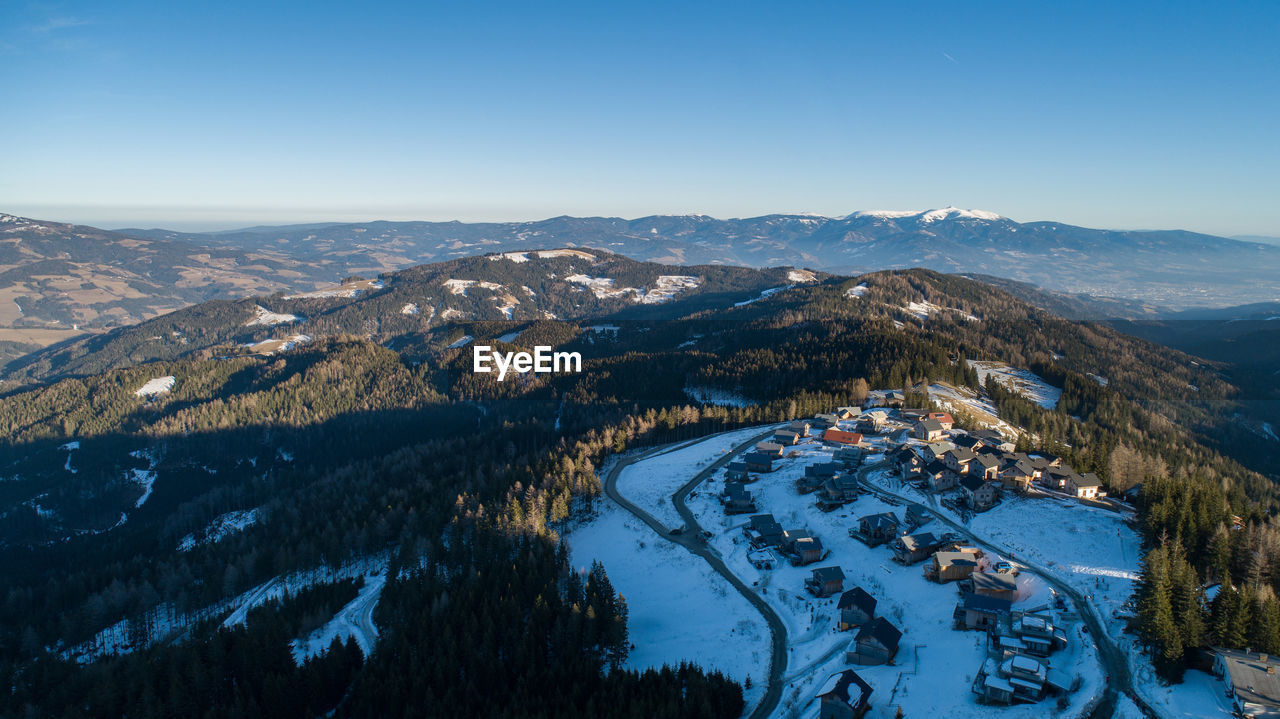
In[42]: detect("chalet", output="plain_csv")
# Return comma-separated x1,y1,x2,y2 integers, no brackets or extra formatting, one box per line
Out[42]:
796,473,825,494
743,452,774,473
970,428,1006,444
971,453,1000,481
852,512,900,546
925,549,981,583
807,462,842,480
788,420,812,438
969,571,1018,602
818,476,860,510
1012,614,1061,657
724,461,751,482
1065,472,1104,500
952,434,984,452
815,669,873,719
790,536,825,566
1028,453,1062,472
927,411,954,429
913,417,946,442
921,441,955,463
774,430,801,446
977,668,1016,705
823,428,863,446
959,474,1000,511
744,514,784,547
891,531,954,565
1041,466,1076,491
807,566,846,597
837,587,877,630
835,406,861,420
998,458,1036,493
955,593,1012,630
755,441,785,457
944,446,977,473
892,447,921,479
922,461,958,492
1122,483,1142,503
722,483,757,515
867,390,905,408
848,616,902,666
813,413,841,429
1213,648,1280,719
835,446,865,468
999,655,1050,702
905,503,932,529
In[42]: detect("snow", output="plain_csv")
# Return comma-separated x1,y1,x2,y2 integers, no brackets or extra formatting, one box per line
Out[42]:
1089,373,1110,387
614,425,783,531
131,469,157,508
1141,667,1234,718
442,278,503,295
967,360,1062,410
786,269,817,283
680,437,1104,719
735,286,791,307
445,334,473,349
290,571,387,664
924,381,1022,439
496,330,523,343
178,509,261,552
684,385,758,407
1263,422,1278,442
60,441,79,473
134,376,176,398
60,441,80,450
246,305,301,327
845,284,869,299
639,275,701,304
567,466,769,710
491,251,530,263
565,274,633,299
905,300,940,320
535,248,596,260
495,296,518,318
400,303,419,315
849,207,1003,223
241,334,312,355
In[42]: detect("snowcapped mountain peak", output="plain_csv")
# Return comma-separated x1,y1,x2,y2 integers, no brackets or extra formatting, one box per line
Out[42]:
847,207,1004,223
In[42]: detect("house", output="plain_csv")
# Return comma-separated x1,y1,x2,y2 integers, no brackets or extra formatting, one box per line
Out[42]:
905,503,932,529
823,428,863,446
969,571,1018,602
744,514,784,547
835,406,861,420
891,531,954,565
796,473,825,494
788,420,812,437
722,483,757,515
892,447,921,479
755,441,785,457
1065,472,1104,500
813,413,841,429
927,411,954,429
790,536,825,566
1213,648,1280,719
944,446,977,474
743,452,774,473
857,410,890,434
1012,614,1060,657
1122,483,1142,503
952,434,984,452
998,458,1036,492
925,549,981,583
847,617,902,666
921,441,955,463
774,430,801,446
818,476,860,510
725,461,751,482
999,655,1050,701
955,593,1012,630
959,474,1000,511
1041,466,1076,491
815,669,873,719
807,566,846,597
835,446,865,468
837,587,877,630
922,461,958,492
913,417,946,441
899,408,928,422
852,512,900,546
971,453,1000,481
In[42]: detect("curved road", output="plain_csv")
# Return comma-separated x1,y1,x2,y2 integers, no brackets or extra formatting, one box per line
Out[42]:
604,427,787,719
854,459,1159,719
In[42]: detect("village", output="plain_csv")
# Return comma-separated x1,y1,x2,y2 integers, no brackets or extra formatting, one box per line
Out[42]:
689,397,1118,718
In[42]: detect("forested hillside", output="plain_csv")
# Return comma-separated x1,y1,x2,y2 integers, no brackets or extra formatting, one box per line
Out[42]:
1,257,1277,715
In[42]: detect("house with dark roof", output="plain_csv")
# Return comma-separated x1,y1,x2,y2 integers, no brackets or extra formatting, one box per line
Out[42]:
816,669,873,719
744,514,784,547
955,593,1012,630
847,616,902,666
788,420,811,437
754,441,785,457
837,587,877,630
807,566,846,597
835,446,865,468
905,503,932,529
913,417,946,441
852,512,900,546
952,434,983,451
835,406,861,420
971,453,1000,481
969,571,1018,602
721,482,757,515
1213,648,1280,719
774,429,801,446
1065,472,1104,500
725,461,751,482
922,460,956,492
743,452,774,473
944,446,977,473
959,474,1000,511
999,458,1036,492
891,531,954,565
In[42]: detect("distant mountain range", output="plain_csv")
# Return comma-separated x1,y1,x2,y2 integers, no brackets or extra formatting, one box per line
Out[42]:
3,208,1278,348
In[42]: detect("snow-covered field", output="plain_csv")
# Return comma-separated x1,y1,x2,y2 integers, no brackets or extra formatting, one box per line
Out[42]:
178,509,261,552
735,285,790,307
445,334,473,349
787,269,817,283
400,302,419,315
284,278,383,300
613,425,780,530
639,275,700,304
246,305,301,327
134,376,175,398
967,360,1062,409
241,334,311,355
926,381,1024,438
845,283,868,299
687,437,1103,719
290,571,387,664
566,500,769,711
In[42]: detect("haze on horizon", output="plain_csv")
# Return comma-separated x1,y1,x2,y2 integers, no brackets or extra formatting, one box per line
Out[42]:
2,1,1278,237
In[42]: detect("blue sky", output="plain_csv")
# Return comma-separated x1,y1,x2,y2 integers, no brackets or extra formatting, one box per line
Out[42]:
2,1,1278,235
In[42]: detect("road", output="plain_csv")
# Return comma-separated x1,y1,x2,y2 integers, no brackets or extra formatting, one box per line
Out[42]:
603,427,787,719
854,459,1159,719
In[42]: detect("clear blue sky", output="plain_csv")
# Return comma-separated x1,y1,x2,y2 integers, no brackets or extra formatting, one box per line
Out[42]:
2,1,1278,235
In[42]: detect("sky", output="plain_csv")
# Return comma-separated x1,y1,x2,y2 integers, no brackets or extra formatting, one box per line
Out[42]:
2,1,1278,235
